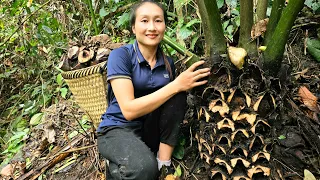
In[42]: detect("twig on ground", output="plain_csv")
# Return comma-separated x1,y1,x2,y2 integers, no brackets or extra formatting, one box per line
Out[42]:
189,154,200,174
70,108,91,139
273,158,303,178
60,120,88,138
191,173,199,180
55,144,96,157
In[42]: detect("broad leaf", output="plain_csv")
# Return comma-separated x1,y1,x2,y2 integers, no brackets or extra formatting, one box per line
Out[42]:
60,87,68,99
42,25,52,34
30,113,43,125
56,73,63,86
217,0,224,9
174,165,182,177
178,26,193,40
99,8,108,17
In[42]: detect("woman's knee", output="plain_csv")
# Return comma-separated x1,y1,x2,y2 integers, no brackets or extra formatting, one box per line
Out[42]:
116,153,158,180
135,155,158,179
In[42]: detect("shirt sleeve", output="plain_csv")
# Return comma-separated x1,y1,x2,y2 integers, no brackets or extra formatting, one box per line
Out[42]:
107,47,132,81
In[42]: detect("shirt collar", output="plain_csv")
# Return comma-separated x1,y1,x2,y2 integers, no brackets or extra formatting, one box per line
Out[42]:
133,40,165,67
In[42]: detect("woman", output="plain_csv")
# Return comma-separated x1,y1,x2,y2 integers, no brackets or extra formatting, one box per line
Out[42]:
97,1,210,179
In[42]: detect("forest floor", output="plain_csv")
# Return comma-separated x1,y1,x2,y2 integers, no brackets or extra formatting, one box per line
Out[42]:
2,23,320,180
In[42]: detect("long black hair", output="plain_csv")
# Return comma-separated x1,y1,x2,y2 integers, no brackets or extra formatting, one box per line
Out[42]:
129,0,173,80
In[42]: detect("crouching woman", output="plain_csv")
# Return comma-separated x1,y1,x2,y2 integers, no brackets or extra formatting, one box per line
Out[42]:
97,1,210,179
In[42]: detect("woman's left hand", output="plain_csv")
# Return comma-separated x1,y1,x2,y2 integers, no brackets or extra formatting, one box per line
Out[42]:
172,60,210,92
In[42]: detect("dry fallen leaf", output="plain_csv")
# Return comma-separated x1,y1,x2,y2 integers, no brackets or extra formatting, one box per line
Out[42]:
4,59,13,67
165,174,179,180
0,164,13,177
298,86,319,112
251,18,269,40
44,122,56,143
304,169,316,180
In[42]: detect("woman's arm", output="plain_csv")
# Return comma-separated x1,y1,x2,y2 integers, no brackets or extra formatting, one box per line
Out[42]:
111,60,210,121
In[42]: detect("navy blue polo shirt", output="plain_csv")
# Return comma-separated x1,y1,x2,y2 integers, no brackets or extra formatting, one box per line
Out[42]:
97,40,175,132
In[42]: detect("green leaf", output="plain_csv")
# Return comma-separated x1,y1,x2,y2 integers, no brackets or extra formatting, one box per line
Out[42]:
16,119,28,131
174,165,182,177
30,113,43,125
116,12,130,28
278,135,286,140
307,38,320,62
60,87,68,99
99,7,108,17
56,73,63,86
68,130,78,139
190,35,199,51
172,145,184,159
81,115,89,124
179,26,193,40
185,19,201,28
231,9,239,16
305,0,313,8
226,0,237,9
42,25,52,34
227,25,233,35
223,20,230,30
217,0,224,9
174,0,191,10
8,131,28,143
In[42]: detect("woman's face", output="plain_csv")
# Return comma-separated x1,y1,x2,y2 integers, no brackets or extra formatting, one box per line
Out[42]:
132,2,166,48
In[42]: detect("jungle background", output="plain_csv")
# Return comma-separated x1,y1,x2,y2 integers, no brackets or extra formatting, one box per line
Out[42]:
0,0,320,179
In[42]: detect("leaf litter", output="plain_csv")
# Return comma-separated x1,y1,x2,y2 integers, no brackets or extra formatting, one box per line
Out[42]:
0,99,105,180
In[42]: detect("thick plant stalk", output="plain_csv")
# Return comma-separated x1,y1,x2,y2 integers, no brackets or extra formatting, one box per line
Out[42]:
262,0,306,75
264,0,285,45
239,0,257,56
195,0,227,62
86,0,99,35
175,3,187,48
256,0,268,21
163,35,200,68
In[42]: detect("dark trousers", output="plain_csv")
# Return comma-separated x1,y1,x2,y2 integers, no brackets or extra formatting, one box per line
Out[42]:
97,92,187,180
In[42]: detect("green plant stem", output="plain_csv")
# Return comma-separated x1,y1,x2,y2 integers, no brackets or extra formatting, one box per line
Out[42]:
0,1,51,47
239,0,257,56
264,0,285,45
256,0,268,21
86,0,99,35
262,0,306,75
195,0,227,62
163,35,200,68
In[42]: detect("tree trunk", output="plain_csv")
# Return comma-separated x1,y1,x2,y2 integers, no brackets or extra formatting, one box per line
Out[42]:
195,0,227,64
264,0,285,45
262,0,306,75
239,0,257,56
256,0,268,21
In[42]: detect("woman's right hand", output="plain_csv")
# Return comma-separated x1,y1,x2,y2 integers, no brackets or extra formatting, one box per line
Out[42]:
173,60,211,92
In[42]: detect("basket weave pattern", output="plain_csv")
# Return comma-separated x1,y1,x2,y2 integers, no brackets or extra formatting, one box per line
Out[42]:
62,62,107,128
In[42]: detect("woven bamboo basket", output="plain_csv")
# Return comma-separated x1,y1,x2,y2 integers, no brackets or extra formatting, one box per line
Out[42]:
61,62,108,128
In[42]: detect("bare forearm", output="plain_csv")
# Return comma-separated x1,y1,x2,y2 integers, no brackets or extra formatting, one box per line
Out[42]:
123,81,180,120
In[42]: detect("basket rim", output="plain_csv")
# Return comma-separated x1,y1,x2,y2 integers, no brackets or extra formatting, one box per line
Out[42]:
61,61,107,79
